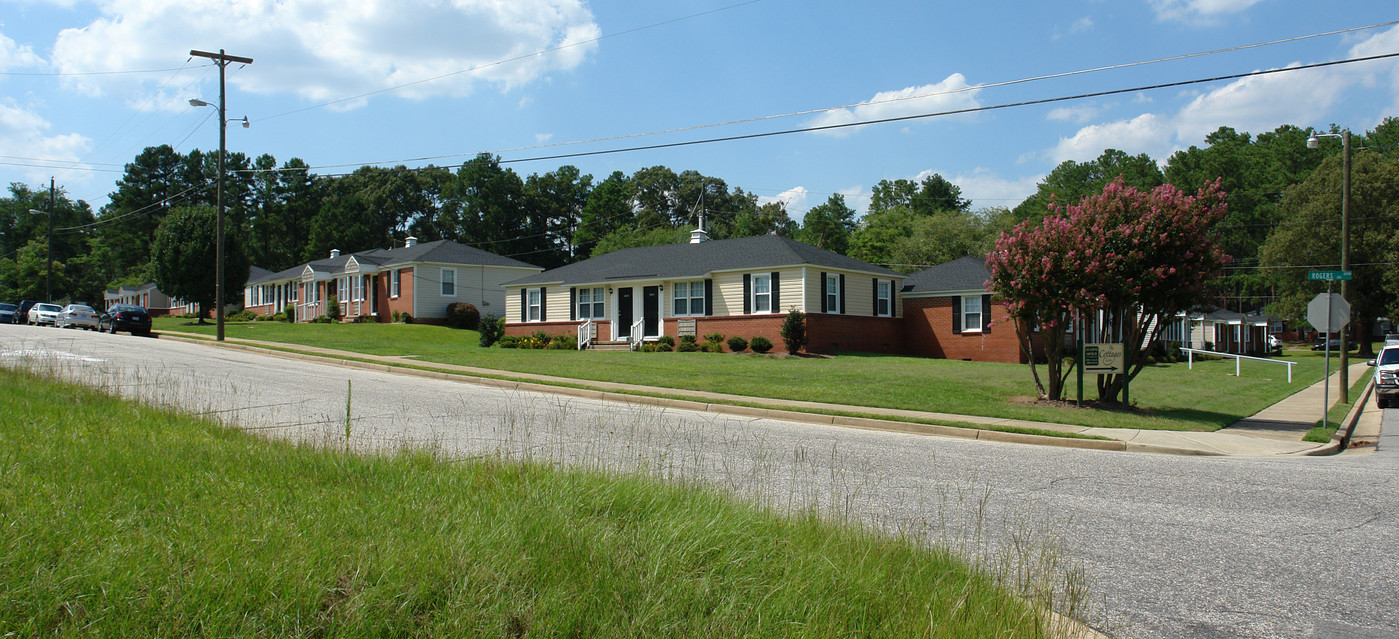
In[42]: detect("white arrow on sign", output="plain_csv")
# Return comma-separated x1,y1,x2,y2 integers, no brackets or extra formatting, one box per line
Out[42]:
1307,292,1351,333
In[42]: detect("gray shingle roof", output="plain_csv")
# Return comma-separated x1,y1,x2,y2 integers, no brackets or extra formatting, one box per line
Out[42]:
902,256,991,294
505,235,900,287
248,239,539,284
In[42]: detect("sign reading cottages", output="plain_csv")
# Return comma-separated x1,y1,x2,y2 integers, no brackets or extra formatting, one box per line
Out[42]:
1083,343,1126,375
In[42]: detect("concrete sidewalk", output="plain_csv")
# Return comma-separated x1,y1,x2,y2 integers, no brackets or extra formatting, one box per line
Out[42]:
156,331,1378,457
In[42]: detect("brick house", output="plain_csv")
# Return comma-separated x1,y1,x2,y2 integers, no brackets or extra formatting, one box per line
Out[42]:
899,256,1023,363
244,237,541,323
501,231,905,354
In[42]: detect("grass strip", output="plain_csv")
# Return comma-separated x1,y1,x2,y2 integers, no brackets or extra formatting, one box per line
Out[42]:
1303,367,1375,443
0,368,1048,637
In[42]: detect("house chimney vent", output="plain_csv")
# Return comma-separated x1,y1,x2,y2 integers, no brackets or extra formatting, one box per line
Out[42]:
330,249,340,259
405,236,418,248
689,213,709,244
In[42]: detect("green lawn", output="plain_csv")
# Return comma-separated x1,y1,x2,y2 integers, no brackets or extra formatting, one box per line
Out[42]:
155,318,1349,432
0,368,1050,637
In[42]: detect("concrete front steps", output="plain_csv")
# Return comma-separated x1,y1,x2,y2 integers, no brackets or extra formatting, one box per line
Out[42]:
585,340,632,352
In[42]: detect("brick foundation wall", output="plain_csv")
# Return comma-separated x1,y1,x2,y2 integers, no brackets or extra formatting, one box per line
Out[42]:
665,315,788,351
505,321,581,339
805,314,901,355
901,296,1023,364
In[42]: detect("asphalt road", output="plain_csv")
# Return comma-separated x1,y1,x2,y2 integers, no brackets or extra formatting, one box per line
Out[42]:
2,325,1395,639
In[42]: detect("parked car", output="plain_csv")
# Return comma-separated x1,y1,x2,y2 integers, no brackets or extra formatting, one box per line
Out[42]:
0,302,17,324
58,304,101,330
99,304,152,336
1310,337,1355,352
1369,344,1399,408
16,300,36,323
27,303,62,326
1267,334,1283,352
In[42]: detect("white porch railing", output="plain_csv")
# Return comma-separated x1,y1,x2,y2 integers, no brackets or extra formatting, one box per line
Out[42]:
628,318,645,351
1182,347,1294,383
577,320,594,350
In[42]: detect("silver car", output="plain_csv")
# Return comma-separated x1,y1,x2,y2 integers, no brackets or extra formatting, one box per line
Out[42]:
58,304,100,330
27,303,62,326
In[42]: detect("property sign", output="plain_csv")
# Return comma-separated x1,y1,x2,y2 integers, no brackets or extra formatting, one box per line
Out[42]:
677,319,697,337
1083,343,1126,374
1308,270,1353,281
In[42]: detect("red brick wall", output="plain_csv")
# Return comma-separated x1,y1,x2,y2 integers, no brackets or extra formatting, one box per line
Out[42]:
664,315,787,350
383,267,415,321
901,296,1023,363
806,314,902,355
505,321,581,339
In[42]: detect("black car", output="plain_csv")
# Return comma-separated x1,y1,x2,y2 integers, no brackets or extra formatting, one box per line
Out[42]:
0,302,17,324
15,300,36,324
100,304,152,336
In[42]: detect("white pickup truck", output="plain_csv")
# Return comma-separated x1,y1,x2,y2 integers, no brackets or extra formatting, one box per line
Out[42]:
1369,341,1399,408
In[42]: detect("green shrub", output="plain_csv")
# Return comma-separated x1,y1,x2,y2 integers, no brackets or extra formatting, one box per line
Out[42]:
283,304,296,322
400,312,413,324
479,314,504,347
498,335,520,348
270,312,287,322
445,302,481,330
326,295,340,318
392,310,401,323
547,335,577,350
353,315,377,324
309,314,335,324
677,335,700,353
225,309,257,322
727,336,748,352
780,309,808,354
253,313,273,321
703,332,725,351
657,335,675,348
656,343,673,352
750,336,773,354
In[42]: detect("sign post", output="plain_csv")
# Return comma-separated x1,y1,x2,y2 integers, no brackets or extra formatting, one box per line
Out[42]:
1307,284,1352,434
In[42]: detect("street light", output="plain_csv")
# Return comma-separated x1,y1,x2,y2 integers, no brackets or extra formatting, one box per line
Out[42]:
1307,130,1351,402
27,208,51,301
187,48,252,342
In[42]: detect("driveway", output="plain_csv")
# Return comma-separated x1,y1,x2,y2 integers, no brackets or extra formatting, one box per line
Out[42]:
2,326,1395,638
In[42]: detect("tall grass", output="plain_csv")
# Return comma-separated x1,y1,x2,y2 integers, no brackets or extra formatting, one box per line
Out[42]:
0,365,1090,637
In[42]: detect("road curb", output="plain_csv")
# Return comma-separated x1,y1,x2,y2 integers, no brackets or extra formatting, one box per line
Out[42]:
155,332,1226,457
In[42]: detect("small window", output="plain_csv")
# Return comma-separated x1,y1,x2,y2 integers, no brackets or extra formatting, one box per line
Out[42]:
826,276,840,314
391,269,401,298
673,281,704,316
876,280,891,316
577,287,604,320
527,289,541,322
753,275,771,313
962,295,983,333
441,268,456,296
591,287,603,319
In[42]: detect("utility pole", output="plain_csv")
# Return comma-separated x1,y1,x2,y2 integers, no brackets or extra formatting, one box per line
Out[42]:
189,49,252,342
47,177,54,301
1339,130,1351,404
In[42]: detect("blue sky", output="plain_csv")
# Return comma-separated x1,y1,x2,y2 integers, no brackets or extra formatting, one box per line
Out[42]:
2,0,1397,221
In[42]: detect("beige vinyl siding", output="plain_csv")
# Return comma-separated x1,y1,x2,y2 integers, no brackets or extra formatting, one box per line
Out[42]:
805,270,903,318
714,266,807,315
409,264,541,319
504,287,522,322
502,284,568,322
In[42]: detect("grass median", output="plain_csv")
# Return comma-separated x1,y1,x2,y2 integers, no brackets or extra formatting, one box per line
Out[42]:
0,368,1052,637
155,318,1342,432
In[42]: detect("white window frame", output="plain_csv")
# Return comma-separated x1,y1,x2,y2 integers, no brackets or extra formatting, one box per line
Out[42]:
390,269,401,298
673,281,705,317
876,280,891,317
825,275,840,314
441,268,456,297
577,286,605,320
527,288,542,322
753,275,772,313
961,295,983,333
351,276,363,302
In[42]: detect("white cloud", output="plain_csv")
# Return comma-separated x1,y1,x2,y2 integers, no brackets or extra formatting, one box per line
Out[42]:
808,74,982,136
0,99,92,185
48,0,600,108
1046,103,1102,124
0,30,45,71
534,132,553,144
758,185,809,216
837,186,870,217
942,168,1042,208
1053,16,1094,40
1148,0,1265,24
1049,113,1173,165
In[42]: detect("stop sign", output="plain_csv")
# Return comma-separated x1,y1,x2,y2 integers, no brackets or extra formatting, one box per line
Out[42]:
1307,293,1351,333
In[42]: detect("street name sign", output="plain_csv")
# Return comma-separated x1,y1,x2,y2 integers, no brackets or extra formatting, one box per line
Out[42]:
1083,343,1126,374
1308,270,1353,281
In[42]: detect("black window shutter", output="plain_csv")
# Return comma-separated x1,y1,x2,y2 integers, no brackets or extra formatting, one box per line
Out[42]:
838,274,846,315
771,272,780,311
540,287,547,321
570,288,577,321
872,278,878,316
952,296,962,334
705,279,713,316
820,272,828,313
520,289,527,322
983,294,992,332
743,274,751,315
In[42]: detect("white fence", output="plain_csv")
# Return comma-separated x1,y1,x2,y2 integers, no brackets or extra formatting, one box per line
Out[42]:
1181,347,1295,383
